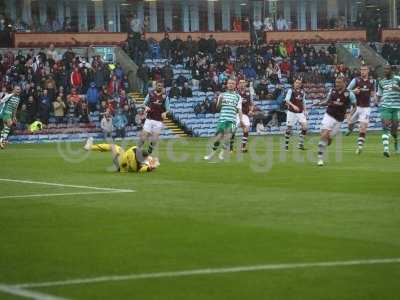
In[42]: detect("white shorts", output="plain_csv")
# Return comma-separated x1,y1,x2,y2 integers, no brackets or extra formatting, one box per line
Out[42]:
350,107,371,124
143,119,164,135
321,113,342,136
286,111,307,127
236,114,251,128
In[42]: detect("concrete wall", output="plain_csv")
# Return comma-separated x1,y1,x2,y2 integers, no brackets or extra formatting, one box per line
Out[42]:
114,47,139,92
358,43,388,78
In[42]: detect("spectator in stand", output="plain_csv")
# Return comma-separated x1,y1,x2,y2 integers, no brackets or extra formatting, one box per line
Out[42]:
77,101,89,123
132,34,148,64
47,44,59,62
143,16,150,32
198,37,208,54
243,64,257,81
194,98,211,115
279,58,292,78
86,82,100,112
255,78,269,100
328,42,338,64
67,88,82,105
113,108,128,139
169,82,181,99
123,104,136,126
38,89,51,125
253,16,264,42
276,42,288,58
266,60,281,84
93,62,108,89
264,17,274,31
176,73,188,87
66,97,77,124
149,38,161,59
53,96,66,124
207,35,218,55
183,36,197,57
16,104,29,130
117,89,128,108
233,18,242,32
160,33,172,59
100,85,109,101
26,95,37,124
122,74,130,91
63,17,73,32
108,74,122,98
44,74,56,100
200,75,216,93
162,63,174,88
70,66,82,92
51,18,62,32
276,16,289,31
14,17,28,32
137,63,150,95
181,82,193,98
218,69,229,85
130,13,142,39
222,44,233,61
101,112,113,140
114,64,124,81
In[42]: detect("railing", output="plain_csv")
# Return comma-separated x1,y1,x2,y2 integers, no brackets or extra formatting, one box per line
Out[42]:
381,28,400,41
265,29,367,43
144,31,251,43
14,32,128,48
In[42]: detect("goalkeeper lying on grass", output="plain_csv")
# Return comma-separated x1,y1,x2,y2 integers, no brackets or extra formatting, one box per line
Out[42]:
84,137,160,173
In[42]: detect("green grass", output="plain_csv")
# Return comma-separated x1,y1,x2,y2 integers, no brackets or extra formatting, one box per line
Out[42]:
0,134,400,300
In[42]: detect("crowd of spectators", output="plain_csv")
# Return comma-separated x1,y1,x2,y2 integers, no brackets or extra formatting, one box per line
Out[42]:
378,41,400,65
131,34,368,134
134,34,342,101
0,45,140,139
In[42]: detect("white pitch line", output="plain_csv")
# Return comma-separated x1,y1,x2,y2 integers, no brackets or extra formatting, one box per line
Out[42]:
0,284,69,300
13,258,400,289
0,191,132,200
0,178,134,193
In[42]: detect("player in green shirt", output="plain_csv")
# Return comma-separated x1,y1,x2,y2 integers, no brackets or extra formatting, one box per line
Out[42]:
204,79,244,160
377,65,400,157
0,86,21,149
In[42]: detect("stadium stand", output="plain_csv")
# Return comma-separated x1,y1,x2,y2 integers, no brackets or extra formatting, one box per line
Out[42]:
1,36,384,144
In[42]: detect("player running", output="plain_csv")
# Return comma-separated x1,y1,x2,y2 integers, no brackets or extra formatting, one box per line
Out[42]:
230,79,254,153
316,77,356,166
0,86,21,149
205,79,244,160
284,78,308,151
346,65,376,154
84,137,159,173
377,65,400,157
138,81,170,155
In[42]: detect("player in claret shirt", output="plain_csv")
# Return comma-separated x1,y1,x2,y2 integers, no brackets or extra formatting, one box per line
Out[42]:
138,81,170,155
315,77,356,166
284,77,308,151
346,66,377,154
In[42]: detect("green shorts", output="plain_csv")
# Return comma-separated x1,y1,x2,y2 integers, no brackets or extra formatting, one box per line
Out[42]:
380,107,400,121
0,111,12,122
216,121,236,134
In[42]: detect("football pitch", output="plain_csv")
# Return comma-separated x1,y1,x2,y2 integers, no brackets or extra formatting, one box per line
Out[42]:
0,134,399,300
